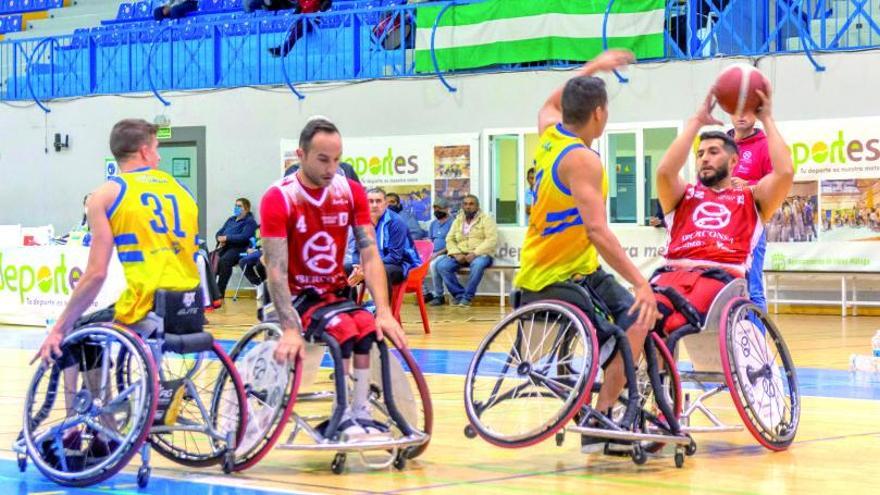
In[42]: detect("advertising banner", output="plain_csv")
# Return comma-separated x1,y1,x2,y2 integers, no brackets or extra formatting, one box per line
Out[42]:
0,246,125,326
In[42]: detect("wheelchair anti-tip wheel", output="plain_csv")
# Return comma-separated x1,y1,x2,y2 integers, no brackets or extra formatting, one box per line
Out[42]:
22,324,158,487
219,322,302,472
720,298,800,451
464,301,599,448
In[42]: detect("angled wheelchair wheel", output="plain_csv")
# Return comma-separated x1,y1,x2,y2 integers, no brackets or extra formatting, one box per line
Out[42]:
368,339,433,459
220,322,302,472
22,324,158,487
642,333,683,453
464,301,599,448
147,342,248,467
720,298,800,451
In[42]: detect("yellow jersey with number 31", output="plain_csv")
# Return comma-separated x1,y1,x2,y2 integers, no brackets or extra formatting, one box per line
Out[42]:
515,123,608,292
107,167,199,324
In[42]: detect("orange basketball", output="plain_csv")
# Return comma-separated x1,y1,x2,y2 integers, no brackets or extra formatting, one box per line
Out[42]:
711,63,770,116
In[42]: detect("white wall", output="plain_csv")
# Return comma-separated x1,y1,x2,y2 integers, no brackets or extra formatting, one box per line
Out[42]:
1,50,878,240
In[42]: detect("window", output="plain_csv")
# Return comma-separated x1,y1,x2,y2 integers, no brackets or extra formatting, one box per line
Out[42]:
607,132,638,224
643,128,679,223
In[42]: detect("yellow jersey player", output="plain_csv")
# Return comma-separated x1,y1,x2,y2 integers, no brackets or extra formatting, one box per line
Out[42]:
38,118,199,360
514,50,659,450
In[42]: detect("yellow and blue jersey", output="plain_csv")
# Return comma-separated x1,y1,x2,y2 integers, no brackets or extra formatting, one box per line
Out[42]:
515,123,608,292
108,167,200,324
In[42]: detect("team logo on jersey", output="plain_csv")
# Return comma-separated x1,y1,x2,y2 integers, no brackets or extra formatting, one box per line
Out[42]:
742,150,753,162
183,292,196,308
302,232,338,274
692,201,731,230
339,212,349,225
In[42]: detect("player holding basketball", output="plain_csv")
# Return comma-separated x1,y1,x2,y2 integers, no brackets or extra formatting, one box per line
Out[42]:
260,117,406,436
514,49,660,450
652,88,793,328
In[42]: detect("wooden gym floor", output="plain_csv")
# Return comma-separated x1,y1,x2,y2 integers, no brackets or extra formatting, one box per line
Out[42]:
0,297,878,494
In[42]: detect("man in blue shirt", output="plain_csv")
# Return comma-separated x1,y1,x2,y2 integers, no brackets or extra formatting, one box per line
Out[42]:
387,192,427,240
426,198,455,305
349,188,421,299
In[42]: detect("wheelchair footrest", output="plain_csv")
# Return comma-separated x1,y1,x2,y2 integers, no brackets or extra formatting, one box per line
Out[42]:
566,425,691,445
162,332,214,354
276,433,429,453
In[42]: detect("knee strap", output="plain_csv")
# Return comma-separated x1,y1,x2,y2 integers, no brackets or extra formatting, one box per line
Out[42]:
296,297,364,343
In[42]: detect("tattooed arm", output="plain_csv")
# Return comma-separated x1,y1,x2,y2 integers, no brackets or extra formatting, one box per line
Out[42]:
263,237,305,364
354,225,407,346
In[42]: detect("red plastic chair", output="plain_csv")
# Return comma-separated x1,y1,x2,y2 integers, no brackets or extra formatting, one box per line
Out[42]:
391,240,434,334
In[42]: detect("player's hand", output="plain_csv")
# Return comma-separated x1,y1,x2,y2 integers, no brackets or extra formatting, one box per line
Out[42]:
584,49,635,74
694,93,724,127
628,282,660,330
348,265,364,286
465,253,476,264
217,235,227,243
374,311,407,348
273,329,305,365
731,177,749,189
755,88,773,122
35,328,65,365
453,254,467,265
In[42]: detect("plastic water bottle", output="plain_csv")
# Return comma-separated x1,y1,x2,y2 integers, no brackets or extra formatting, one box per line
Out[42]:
873,330,880,358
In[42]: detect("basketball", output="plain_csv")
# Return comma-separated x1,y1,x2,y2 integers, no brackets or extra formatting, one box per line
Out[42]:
711,63,771,116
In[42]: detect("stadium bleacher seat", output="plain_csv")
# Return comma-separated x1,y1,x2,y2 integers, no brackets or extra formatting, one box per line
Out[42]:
117,2,133,21
133,1,151,20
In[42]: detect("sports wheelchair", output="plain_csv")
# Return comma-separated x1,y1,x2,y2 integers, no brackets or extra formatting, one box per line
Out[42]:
463,282,692,467
651,267,799,451
221,289,432,474
15,288,248,488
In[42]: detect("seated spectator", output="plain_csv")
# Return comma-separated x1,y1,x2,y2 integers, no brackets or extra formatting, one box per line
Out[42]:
436,194,497,307
387,192,426,240
268,0,333,58
244,0,294,13
425,197,454,306
153,0,199,21
215,197,259,298
525,165,537,217
349,188,421,299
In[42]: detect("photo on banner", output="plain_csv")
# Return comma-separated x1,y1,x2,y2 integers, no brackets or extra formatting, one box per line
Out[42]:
819,179,880,242
385,184,433,223
767,181,818,243
434,145,471,213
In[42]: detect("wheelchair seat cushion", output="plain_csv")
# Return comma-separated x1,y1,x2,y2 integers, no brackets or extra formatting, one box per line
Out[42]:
154,287,205,335
651,267,736,335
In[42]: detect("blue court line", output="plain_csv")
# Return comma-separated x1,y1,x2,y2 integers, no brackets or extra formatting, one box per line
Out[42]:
0,456,303,495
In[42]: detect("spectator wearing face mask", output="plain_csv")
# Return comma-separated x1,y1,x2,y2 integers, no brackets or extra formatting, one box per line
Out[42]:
387,192,427,240
424,197,455,305
215,197,259,298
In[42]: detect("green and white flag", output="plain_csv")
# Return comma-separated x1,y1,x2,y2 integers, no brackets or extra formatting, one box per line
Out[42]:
415,0,665,73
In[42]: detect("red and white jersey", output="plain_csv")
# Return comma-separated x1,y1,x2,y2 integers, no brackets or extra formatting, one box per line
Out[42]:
260,173,370,296
664,183,764,274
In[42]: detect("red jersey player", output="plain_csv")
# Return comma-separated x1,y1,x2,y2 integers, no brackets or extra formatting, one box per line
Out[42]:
653,89,792,323
260,118,405,433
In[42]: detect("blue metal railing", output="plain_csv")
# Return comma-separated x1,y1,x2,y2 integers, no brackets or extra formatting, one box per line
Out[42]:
2,0,880,107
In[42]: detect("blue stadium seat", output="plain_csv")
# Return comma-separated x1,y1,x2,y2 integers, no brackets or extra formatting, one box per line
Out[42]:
0,18,7,34
7,13,21,31
19,0,32,12
223,0,242,11
3,0,21,15
134,1,151,19
47,0,61,9
201,0,222,12
33,0,46,9
117,2,133,21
